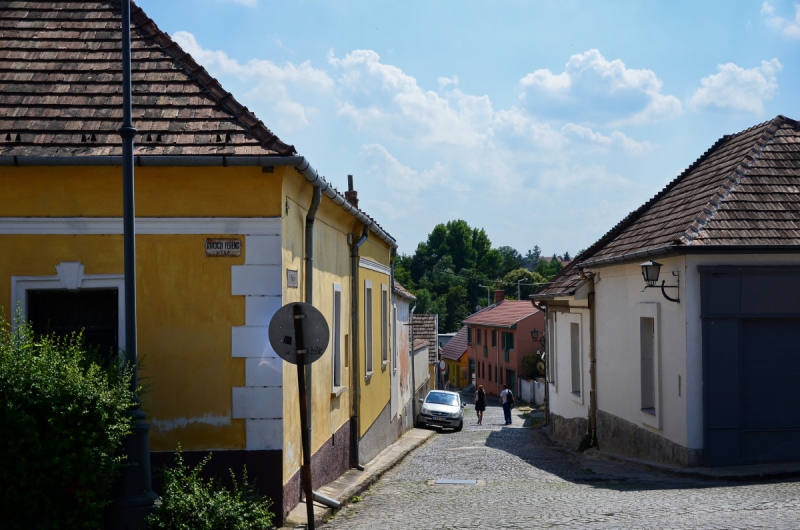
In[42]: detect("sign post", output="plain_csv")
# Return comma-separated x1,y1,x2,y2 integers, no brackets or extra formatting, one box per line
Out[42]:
269,302,329,530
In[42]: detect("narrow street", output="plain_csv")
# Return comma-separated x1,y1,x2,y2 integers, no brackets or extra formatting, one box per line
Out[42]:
321,397,800,530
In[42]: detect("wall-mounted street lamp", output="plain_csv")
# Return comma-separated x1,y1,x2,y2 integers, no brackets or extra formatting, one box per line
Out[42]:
531,328,545,347
640,260,680,303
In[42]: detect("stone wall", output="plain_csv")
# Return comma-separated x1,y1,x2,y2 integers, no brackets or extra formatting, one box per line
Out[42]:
597,410,703,467
547,412,588,449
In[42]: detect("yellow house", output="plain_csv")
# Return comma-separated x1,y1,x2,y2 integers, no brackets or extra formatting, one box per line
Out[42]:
441,326,470,389
0,1,404,523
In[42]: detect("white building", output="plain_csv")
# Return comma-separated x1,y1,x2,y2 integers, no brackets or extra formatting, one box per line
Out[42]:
533,115,800,467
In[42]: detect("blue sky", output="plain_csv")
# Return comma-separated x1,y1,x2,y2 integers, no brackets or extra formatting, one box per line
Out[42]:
138,0,800,257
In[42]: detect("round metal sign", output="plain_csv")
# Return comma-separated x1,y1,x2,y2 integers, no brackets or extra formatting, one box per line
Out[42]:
268,302,330,365
439,359,446,371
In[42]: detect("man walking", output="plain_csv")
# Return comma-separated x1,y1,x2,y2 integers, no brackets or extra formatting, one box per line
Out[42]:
499,384,514,425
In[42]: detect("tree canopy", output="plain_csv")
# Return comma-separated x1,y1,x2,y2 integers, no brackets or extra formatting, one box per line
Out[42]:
395,220,567,332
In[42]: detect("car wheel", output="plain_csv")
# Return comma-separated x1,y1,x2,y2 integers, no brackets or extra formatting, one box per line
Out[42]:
454,421,463,432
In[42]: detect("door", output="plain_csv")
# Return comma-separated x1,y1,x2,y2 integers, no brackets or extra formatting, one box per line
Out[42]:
27,289,119,365
506,369,516,396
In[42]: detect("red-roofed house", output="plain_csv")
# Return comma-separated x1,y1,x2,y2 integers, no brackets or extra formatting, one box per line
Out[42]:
463,292,544,397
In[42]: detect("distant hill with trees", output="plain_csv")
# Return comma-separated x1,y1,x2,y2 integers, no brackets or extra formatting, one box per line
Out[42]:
394,219,568,332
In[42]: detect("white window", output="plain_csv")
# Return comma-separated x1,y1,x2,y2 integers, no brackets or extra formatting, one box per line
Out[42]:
640,317,655,412
381,284,388,366
365,280,373,374
570,322,581,396
332,283,342,388
392,303,398,372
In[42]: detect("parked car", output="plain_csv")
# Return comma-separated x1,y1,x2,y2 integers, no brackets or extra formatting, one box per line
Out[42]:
416,390,465,431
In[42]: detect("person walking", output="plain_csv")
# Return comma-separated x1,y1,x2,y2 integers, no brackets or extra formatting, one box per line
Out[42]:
500,384,514,425
473,385,487,425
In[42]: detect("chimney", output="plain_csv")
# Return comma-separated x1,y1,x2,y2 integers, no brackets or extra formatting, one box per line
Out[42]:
345,174,359,208
494,290,505,303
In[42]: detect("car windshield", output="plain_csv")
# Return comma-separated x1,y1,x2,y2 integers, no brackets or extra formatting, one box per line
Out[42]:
426,393,459,407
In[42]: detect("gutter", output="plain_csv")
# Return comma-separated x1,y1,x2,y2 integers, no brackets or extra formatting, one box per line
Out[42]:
0,155,397,250
349,224,370,471
577,269,597,447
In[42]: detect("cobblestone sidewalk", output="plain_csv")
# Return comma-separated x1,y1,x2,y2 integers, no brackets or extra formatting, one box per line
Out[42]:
321,398,800,529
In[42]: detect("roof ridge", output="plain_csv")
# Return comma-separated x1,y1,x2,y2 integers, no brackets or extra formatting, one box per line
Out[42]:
680,115,786,245
125,0,296,156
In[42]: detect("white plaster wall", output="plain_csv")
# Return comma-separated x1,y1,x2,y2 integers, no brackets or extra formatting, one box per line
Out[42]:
684,252,800,450
413,345,429,394
392,294,412,419
548,307,591,421
594,256,688,447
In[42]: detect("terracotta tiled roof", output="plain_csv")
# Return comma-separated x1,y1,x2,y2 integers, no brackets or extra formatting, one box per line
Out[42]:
534,115,800,299
393,280,415,300
441,326,468,361
531,261,588,298
412,314,438,364
412,339,429,352
0,1,295,157
462,300,539,328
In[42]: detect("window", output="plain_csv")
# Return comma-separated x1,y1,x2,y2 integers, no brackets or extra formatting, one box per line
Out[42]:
476,328,482,345
504,350,509,363
492,330,497,347
503,331,514,351
381,284,388,367
483,346,487,357
332,284,343,388
570,323,580,395
488,364,492,382
467,327,472,344
392,303,398,372
500,369,503,384
640,317,655,412
365,280,373,374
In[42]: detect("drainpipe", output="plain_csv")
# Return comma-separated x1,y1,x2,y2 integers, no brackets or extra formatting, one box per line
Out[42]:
349,224,369,471
577,269,597,446
410,303,417,422
531,299,549,426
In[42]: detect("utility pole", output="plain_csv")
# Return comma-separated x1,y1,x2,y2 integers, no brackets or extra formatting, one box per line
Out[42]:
109,1,156,527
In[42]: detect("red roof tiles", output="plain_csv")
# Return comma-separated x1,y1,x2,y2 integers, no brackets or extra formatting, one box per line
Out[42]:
440,326,468,361
463,300,539,328
412,314,438,364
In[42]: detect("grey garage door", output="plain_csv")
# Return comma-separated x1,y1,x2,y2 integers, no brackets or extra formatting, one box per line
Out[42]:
701,266,800,466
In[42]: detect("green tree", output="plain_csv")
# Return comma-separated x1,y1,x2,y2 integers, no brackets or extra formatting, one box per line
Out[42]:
501,268,547,300
534,257,563,281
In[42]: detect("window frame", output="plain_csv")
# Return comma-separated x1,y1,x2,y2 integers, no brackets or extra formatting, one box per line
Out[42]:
332,283,343,390
365,279,373,377
638,303,661,429
381,283,389,368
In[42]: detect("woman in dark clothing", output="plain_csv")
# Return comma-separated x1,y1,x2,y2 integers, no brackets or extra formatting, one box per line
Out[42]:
473,385,487,425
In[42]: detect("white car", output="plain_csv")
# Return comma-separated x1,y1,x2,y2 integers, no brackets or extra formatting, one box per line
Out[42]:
416,390,465,431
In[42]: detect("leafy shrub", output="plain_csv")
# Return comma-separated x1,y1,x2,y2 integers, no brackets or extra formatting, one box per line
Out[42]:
521,352,545,379
0,312,135,529
147,449,273,530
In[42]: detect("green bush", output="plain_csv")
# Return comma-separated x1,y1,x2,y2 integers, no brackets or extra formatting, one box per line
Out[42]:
0,312,135,529
147,449,273,530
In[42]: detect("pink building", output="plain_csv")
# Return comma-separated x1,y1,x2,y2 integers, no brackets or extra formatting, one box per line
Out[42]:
464,291,545,398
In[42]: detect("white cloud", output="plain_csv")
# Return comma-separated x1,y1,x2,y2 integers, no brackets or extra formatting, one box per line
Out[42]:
539,164,636,192
762,2,800,38
173,31,332,130
438,76,460,88
561,124,654,156
329,49,493,147
688,59,782,114
360,143,467,195
518,49,682,123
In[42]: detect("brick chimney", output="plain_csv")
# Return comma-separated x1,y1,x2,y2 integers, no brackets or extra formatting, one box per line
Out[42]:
345,174,359,208
494,290,505,303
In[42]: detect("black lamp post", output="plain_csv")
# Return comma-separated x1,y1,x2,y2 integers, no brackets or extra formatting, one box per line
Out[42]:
109,1,156,527
639,260,680,303
531,328,545,347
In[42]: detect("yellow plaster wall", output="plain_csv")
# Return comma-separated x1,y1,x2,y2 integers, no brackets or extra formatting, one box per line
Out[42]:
0,233,247,451
0,165,282,217
280,169,358,484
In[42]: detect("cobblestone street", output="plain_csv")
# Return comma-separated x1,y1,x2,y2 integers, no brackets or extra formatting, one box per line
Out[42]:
322,398,800,529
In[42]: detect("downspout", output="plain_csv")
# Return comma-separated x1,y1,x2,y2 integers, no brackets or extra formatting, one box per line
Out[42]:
577,269,597,447
349,224,369,471
531,299,549,427
410,303,417,422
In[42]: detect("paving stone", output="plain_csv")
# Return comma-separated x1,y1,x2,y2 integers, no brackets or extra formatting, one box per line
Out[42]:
320,399,800,529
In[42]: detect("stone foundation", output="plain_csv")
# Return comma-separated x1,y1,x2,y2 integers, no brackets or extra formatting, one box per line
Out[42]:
597,410,702,467
548,413,589,449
